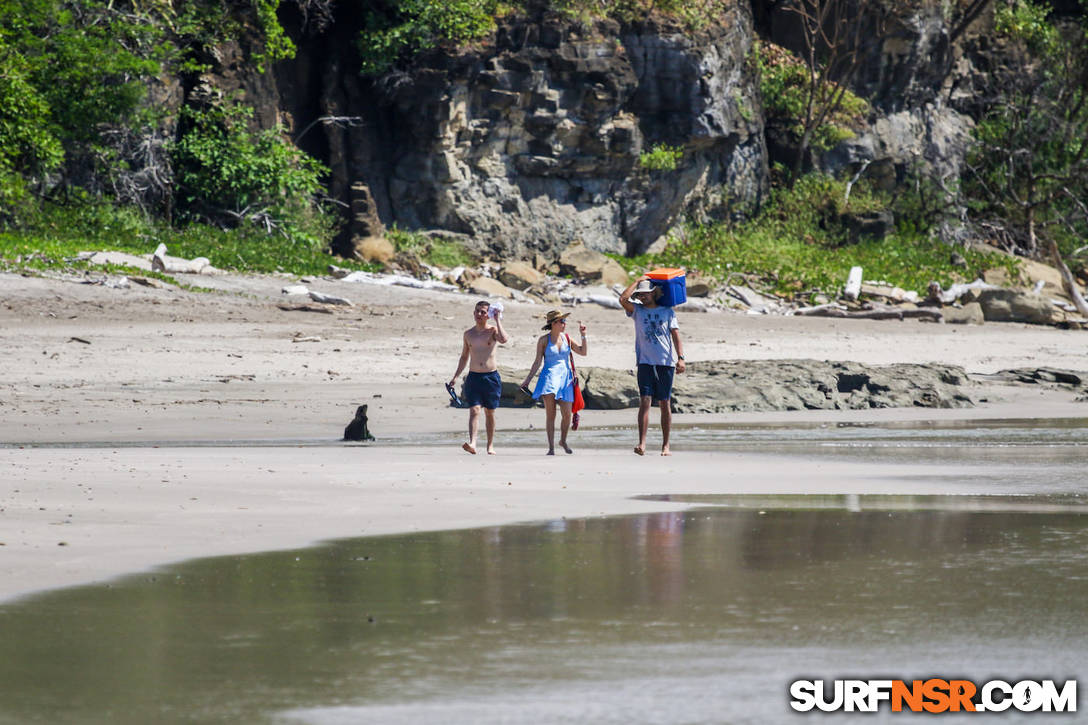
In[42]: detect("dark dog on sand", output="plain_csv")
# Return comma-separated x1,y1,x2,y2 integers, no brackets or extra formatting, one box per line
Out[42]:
343,404,376,441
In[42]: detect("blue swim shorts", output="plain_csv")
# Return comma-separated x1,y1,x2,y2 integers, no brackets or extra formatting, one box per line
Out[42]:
464,370,502,409
637,363,675,403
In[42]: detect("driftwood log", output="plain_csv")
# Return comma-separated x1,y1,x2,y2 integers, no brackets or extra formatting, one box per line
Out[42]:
1045,238,1088,318
928,279,999,304
795,302,943,321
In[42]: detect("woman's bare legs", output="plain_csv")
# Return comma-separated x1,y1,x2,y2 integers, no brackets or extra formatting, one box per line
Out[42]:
558,400,573,453
542,394,556,454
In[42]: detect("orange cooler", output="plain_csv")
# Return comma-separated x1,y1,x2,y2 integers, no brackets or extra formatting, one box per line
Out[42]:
647,267,686,307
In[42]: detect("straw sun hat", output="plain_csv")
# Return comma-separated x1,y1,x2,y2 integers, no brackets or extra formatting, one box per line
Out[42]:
542,309,572,329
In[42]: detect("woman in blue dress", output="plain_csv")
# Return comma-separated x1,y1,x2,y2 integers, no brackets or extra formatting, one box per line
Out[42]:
520,309,588,454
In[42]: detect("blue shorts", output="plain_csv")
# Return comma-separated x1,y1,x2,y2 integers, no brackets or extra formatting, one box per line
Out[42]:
637,364,675,403
464,371,502,409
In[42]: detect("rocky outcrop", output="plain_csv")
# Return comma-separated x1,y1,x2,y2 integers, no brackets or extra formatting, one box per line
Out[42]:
821,103,975,191
579,360,975,412
282,5,767,260
760,1,977,196
974,289,1065,325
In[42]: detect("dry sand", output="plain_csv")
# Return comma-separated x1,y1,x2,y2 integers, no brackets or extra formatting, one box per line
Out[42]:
2,269,1087,603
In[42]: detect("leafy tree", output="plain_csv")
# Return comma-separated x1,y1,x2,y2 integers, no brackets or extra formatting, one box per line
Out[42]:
172,101,336,248
756,40,868,169
767,0,887,188
0,0,163,146
0,40,62,213
964,0,1088,312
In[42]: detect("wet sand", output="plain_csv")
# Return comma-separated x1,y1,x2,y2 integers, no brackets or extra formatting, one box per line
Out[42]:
2,269,1087,602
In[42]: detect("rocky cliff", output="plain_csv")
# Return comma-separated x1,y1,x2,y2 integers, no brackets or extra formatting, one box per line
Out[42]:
271,3,767,260
192,0,995,261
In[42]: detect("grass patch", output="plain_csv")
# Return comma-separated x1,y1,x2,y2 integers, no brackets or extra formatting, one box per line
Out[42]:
633,175,1019,298
387,225,476,268
0,202,378,279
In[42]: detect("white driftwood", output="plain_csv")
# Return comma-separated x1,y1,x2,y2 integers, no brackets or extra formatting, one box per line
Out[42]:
859,283,919,304
794,303,849,316
1046,238,1088,318
308,291,352,306
933,279,999,304
794,302,942,322
582,294,622,310
843,266,863,301
339,270,458,291
151,243,216,274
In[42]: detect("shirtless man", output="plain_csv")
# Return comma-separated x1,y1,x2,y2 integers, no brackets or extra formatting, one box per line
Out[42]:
448,300,508,454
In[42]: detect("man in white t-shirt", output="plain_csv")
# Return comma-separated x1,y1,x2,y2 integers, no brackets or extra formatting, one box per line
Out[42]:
619,275,686,456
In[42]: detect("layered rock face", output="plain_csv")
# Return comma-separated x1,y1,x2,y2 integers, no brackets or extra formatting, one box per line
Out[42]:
378,13,766,259
287,5,767,260
760,1,979,190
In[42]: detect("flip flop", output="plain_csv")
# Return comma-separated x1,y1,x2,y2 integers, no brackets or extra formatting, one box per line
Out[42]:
445,382,464,408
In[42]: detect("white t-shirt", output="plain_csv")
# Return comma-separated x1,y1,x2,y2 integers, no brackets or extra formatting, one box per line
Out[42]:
628,304,679,366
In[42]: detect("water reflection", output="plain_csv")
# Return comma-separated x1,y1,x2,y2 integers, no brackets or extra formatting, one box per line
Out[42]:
1,501,1086,724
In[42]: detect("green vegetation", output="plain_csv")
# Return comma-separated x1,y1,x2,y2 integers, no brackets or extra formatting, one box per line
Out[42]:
0,0,338,279
638,144,684,172
626,174,1016,298
172,100,337,251
553,0,727,28
1,0,1081,298
0,202,376,279
386,225,476,268
359,0,500,75
358,0,733,74
756,40,868,156
964,0,1088,259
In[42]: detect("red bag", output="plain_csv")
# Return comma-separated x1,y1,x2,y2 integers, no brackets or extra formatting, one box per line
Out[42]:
567,334,586,416
572,381,585,413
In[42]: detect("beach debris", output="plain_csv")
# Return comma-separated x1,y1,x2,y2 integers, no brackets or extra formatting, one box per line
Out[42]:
281,284,309,296
292,335,322,343
127,275,165,288
151,243,218,275
859,283,918,304
68,336,91,344
343,404,376,441
81,251,150,270
582,294,622,309
794,302,942,321
928,279,999,305
674,298,710,313
339,269,458,292
843,266,863,301
76,272,132,288
308,290,352,306
723,284,782,314
276,303,335,314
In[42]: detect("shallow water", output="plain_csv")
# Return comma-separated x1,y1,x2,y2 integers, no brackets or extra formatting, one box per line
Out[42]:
1,496,1086,724
3,419,1087,724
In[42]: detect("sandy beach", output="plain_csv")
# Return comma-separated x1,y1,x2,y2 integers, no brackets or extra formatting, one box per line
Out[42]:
2,269,1087,603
